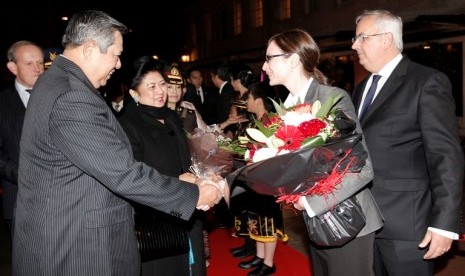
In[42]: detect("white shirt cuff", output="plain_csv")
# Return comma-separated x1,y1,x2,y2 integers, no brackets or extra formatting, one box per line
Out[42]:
302,197,316,218
428,227,459,240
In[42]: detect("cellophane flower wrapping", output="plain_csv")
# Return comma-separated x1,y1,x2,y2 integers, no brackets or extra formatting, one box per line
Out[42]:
226,94,368,204
227,134,367,202
186,129,237,177
187,128,242,205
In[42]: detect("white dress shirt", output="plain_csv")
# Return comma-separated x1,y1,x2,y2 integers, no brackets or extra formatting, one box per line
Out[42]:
112,100,124,112
218,81,228,95
357,53,402,117
15,80,31,107
197,87,204,103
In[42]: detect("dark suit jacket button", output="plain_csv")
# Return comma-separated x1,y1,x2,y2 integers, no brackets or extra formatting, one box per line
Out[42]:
170,211,181,217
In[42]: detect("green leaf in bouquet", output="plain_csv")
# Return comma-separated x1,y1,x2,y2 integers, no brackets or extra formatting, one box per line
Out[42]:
269,97,289,117
237,135,250,144
300,135,325,149
218,139,247,157
232,145,247,156
253,118,275,138
315,93,343,119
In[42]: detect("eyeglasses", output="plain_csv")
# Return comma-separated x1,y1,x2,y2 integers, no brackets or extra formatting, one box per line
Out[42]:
265,53,291,63
351,33,388,43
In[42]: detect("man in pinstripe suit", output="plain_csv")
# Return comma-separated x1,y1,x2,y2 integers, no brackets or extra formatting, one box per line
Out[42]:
13,10,221,276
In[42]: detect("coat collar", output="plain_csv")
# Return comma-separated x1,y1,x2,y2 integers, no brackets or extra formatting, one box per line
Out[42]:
52,55,99,96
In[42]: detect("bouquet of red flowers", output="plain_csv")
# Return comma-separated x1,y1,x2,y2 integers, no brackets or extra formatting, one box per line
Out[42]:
227,94,368,204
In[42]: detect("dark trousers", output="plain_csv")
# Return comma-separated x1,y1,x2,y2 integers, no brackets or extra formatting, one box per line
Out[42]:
189,219,207,276
5,218,12,237
374,238,433,276
213,198,233,228
310,232,375,276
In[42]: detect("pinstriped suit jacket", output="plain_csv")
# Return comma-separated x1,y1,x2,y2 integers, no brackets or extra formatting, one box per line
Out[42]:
13,55,199,276
0,85,25,221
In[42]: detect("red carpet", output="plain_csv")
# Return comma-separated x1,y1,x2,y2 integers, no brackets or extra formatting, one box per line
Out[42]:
206,228,312,276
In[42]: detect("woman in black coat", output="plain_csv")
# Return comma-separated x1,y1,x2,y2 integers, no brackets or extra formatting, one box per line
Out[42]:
118,56,206,276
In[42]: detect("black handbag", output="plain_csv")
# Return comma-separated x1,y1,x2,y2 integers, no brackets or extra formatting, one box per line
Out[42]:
302,196,366,247
134,214,190,262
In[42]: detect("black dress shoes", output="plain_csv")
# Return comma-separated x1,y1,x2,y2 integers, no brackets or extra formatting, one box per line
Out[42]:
230,245,243,255
232,246,256,259
247,263,276,276
239,256,264,269
231,236,256,258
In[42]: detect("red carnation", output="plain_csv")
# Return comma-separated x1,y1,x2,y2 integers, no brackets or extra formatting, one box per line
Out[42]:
298,119,326,137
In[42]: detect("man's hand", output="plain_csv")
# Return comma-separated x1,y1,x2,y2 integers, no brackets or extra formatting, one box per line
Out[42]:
419,230,453,259
196,180,222,211
179,172,197,183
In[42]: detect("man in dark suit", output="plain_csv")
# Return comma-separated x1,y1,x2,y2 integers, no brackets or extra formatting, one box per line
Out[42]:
184,68,204,115
185,67,218,125
184,81,203,112
207,61,237,227
0,40,44,235
351,10,464,276
210,61,235,126
102,71,131,118
13,10,222,276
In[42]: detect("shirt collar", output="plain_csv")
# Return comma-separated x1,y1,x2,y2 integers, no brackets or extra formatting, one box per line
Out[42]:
219,81,228,94
377,53,403,79
284,77,313,108
14,80,31,107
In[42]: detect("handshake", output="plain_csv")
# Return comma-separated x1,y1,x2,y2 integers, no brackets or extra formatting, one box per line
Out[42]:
179,172,229,211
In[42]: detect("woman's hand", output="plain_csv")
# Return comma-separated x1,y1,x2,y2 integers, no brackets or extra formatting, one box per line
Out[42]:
207,172,223,182
180,101,209,131
219,115,249,130
180,101,196,111
197,182,222,211
293,196,306,211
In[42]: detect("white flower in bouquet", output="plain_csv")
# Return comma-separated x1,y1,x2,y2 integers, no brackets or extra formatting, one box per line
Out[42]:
238,94,343,164
281,110,315,126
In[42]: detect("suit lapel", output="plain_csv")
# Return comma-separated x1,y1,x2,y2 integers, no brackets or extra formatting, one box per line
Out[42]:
7,87,26,115
360,57,409,123
304,79,320,103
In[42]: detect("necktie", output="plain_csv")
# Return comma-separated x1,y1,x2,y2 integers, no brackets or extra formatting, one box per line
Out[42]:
359,75,381,120
197,89,204,103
